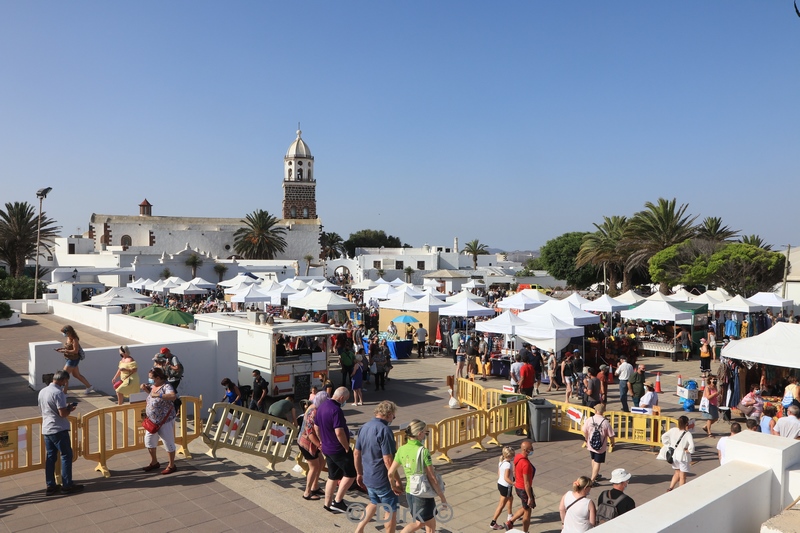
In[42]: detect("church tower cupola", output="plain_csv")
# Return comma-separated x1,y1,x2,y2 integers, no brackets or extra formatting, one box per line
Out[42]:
282,128,317,220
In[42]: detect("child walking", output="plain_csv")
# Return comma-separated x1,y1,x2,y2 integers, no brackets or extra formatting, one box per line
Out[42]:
490,446,516,530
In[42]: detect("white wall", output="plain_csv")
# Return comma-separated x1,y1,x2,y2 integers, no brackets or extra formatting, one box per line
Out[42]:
594,431,800,532
38,300,238,414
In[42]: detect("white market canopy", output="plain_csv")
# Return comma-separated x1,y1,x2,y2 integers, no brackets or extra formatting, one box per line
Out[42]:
620,301,692,322
219,273,257,287
496,293,545,311
721,322,800,369
422,286,447,297
646,292,677,302
374,277,391,285
519,300,601,326
670,288,694,302
516,314,585,353
126,277,148,289
705,288,732,301
437,298,496,317
364,284,399,301
167,276,188,285
615,290,646,304
170,282,209,295
290,290,358,311
388,277,405,287
394,284,426,297
379,292,423,311
289,279,310,290
230,285,272,303
518,289,556,302
422,279,440,288
581,294,629,313
82,287,152,306
224,280,257,295
688,292,723,311
564,292,593,308
445,289,486,304
314,279,342,291
746,292,794,309
286,286,314,301
714,295,767,313
351,279,377,290
404,293,448,312
258,279,282,293
462,279,485,289
189,277,217,289
476,311,536,336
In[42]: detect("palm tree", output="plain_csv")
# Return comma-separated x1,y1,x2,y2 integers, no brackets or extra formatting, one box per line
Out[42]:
403,266,414,283
320,231,346,260
462,239,489,270
213,263,228,283
184,253,203,279
376,268,385,280
739,234,773,251
233,210,287,259
304,254,314,276
0,201,60,278
623,198,697,294
695,217,738,242
576,216,628,295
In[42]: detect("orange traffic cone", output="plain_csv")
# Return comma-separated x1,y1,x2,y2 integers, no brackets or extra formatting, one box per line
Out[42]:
677,374,683,387
655,372,662,393
700,377,706,391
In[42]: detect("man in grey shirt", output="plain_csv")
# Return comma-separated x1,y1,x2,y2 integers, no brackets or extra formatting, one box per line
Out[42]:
38,370,84,495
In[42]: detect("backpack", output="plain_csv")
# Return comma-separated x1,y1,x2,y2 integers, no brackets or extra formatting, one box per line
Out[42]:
596,490,627,522
589,417,605,450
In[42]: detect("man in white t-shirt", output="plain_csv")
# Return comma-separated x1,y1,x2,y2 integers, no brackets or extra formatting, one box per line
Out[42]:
509,354,523,393
415,324,428,359
717,422,741,465
615,356,634,412
773,405,800,439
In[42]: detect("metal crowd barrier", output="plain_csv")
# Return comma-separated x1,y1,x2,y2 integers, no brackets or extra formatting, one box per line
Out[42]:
81,396,203,477
0,416,79,484
203,402,298,470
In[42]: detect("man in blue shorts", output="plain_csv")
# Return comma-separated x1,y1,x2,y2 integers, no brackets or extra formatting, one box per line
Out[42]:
355,400,402,533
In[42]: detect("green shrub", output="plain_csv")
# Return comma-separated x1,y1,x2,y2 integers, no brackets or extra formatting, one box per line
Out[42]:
0,302,13,320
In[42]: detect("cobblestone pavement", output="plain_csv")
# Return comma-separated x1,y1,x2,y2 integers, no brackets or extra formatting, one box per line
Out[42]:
1,314,725,532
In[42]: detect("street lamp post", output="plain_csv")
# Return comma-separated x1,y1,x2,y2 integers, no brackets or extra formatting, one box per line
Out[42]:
33,187,52,303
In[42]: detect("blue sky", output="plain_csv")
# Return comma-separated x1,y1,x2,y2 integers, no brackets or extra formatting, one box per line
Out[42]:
2,2,798,253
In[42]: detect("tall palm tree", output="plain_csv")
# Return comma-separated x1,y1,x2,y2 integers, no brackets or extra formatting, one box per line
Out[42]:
738,234,773,251
462,239,489,270
623,198,697,293
233,210,287,260
695,217,738,242
320,231,346,260
403,266,414,283
576,216,628,295
184,253,203,279
304,254,314,276
213,263,228,283
0,201,60,278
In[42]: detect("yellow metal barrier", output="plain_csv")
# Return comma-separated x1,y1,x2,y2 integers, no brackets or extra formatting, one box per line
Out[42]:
432,410,487,463
203,402,298,470
81,396,203,477
486,400,528,446
0,416,79,484
608,411,679,450
455,378,485,410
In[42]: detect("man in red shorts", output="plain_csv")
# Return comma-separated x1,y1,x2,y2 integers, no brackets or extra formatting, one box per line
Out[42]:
506,439,535,531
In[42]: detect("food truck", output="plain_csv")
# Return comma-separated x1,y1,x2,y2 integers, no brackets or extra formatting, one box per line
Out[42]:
194,311,338,400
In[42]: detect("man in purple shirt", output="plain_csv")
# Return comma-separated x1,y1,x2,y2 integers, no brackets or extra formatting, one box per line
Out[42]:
314,386,355,513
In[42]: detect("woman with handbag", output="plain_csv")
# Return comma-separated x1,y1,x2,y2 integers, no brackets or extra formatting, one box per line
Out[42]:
140,367,178,475
559,476,596,532
738,384,764,420
659,415,695,491
701,378,722,437
55,325,93,394
111,345,140,405
298,391,328,500
388,419,448,533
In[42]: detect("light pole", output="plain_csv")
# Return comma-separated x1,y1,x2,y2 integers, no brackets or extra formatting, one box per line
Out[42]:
33,187,52,303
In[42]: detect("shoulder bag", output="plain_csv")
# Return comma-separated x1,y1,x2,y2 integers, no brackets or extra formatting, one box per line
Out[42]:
408,447,445,499
665,431,686,464
142,401,174,434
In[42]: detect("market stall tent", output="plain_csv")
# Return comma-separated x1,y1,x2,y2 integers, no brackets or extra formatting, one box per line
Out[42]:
519,300,601,326
721,322,800,368
714,295,767,313
581,294,628,313
496,292,545,311
615,290,646,305
746,292,794,310
620,301,692,322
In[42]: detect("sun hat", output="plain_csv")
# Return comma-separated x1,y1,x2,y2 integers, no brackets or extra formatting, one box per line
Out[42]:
610,468,632,484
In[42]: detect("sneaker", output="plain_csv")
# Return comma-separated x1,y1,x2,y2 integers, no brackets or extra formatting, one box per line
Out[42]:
85,387,95,394
61,484,85,494
535,388,540,395
491,522,505,530
330,499,347,513
45,485,60,496
504,521,514,531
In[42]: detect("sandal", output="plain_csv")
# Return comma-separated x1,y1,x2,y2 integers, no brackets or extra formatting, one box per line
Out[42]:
312,488,325,496
142,462,160,472
161,465,178,475
302,493,321,501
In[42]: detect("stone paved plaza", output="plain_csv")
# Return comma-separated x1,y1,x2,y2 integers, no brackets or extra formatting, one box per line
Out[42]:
0,314,726,532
